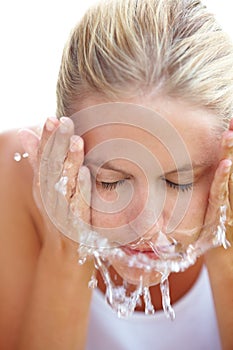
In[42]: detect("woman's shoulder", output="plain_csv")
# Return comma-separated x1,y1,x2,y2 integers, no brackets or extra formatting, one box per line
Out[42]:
0,129,43,347
0,127,42,247
0,128,30,171
0,126,41,171
0,128,34,209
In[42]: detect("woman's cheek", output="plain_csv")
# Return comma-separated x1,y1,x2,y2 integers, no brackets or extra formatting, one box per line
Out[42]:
175,181,212,231
90,186,144,230
90,173,213,240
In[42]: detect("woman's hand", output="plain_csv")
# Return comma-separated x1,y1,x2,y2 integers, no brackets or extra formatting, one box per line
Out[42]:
16,117,95,350
19,116,92,251
203,119,233,350
196,120,233,254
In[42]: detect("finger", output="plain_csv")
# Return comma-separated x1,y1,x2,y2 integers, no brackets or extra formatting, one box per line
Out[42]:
38,116,60,162
229,118,233,130
63,135,84,199
52,136,84,231
44,117,74,179
205,159,232,224
38,117,60,190
228,171,233,211
40,117,74,205
69,166,92,229
196,159,232,252
220,129,233,211
50,165,91,242
220,130,233,160
53,136,87,241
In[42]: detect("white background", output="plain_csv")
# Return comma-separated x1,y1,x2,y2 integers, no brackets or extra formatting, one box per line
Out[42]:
0,0,232,132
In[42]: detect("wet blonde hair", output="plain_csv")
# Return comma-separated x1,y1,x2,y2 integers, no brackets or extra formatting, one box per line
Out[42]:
56,0,233,123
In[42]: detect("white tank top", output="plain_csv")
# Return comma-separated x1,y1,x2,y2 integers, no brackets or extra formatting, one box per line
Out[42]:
86,267,221,350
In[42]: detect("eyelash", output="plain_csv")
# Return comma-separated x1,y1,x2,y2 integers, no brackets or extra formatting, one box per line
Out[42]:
100,179,193,192
100,180,125,191
165,179,193,192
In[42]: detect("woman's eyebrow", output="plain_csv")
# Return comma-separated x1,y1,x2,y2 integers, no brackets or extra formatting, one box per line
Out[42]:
87,158,215,176
87,161,130,176
165,160,214,176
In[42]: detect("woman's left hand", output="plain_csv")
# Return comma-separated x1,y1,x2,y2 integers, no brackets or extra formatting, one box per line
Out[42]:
197,119,233,253
203,119,233,350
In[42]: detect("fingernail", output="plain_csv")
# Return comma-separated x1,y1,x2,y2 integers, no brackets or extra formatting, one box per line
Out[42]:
227,140,233,148
225,136,233,148
78,166,90,182
60,117,70,134
46,117,57,131
70,135,83,152
223,159,232,173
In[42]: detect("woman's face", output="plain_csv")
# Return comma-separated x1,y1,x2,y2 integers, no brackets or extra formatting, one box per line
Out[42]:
73,95,223,285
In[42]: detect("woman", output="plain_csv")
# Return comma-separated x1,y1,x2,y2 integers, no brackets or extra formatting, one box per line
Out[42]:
0,0,233,349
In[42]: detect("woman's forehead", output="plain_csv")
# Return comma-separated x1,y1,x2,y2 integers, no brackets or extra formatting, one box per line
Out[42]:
72,95,222,136
71,98,222,168
83,124,220,175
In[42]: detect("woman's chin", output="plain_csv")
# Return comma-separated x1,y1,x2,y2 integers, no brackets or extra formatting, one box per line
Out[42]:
111,261,162,286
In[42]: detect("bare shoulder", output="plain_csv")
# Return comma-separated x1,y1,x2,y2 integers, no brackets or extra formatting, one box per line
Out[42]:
0,129,42,244
0,129,42,347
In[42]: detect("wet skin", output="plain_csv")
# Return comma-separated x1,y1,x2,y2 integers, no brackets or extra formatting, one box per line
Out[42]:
19,94,233,305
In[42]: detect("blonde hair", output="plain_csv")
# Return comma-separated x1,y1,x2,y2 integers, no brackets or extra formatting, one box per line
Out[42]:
56,0,233,123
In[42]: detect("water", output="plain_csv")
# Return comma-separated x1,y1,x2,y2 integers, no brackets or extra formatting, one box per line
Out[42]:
78,256,87,265
13,152,29,162
88,272,98,289
212,205,230,249
77,204,230,319
160,274,175,320
54,176,68,196
143,286,155,315
14,149,230,319
83,250,175,319
93,252,144,318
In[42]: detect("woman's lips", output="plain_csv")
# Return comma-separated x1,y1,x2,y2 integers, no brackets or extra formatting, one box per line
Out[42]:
122,246,160,260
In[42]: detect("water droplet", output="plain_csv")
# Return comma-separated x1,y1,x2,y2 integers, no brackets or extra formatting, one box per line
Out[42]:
143,286,155,315
88,273,98,289
160,274,175,320
13,152,21,162
78,257,87,265
22,152,29,158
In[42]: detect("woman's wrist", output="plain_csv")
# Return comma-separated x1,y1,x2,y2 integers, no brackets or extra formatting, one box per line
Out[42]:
17,234,94,350
40,234,94,280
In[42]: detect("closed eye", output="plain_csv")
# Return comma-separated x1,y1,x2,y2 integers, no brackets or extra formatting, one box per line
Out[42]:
165,179,193,192
99,179,126,191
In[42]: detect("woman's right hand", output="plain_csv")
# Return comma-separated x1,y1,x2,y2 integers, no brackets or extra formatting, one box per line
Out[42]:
14,117,95,350
19,116,92,252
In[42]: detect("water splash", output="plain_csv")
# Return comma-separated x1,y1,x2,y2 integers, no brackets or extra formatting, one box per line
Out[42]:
93,252,144,318
88,250,174,319
212,205,231,249
143,286,155,315
77,204,230,319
